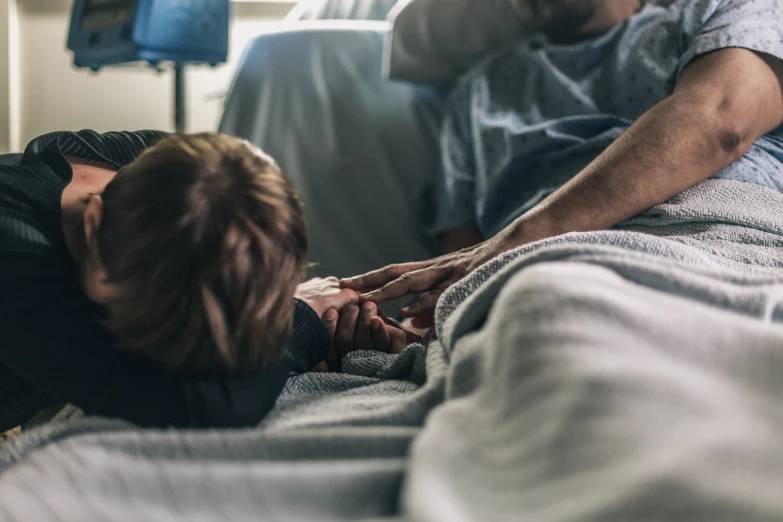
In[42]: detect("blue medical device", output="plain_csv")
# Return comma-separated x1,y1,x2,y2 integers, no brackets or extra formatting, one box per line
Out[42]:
67,0,230,132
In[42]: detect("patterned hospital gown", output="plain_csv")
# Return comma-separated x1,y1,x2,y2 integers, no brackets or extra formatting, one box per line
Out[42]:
425,0,783,238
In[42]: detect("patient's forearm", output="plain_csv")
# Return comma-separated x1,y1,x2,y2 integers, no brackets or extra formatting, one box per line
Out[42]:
508,96,747,244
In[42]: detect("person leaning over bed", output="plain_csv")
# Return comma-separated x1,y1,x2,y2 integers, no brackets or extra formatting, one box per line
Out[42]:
341,0,783,323
0,130,412,432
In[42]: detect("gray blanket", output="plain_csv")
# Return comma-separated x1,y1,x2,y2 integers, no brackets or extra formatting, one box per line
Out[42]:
1,179,782,521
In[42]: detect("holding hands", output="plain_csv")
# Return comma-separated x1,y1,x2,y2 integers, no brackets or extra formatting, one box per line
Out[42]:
323,302,422,356
295,225,517,370
295,277,423,372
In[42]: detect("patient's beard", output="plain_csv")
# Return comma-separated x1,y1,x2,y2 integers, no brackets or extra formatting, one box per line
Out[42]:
535,0,596,44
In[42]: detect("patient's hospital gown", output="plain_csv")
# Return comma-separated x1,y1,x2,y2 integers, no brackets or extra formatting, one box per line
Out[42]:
425,0,783,238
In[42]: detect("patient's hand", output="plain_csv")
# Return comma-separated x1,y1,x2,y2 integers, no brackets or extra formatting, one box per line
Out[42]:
402,310,435,334
314,303,423,371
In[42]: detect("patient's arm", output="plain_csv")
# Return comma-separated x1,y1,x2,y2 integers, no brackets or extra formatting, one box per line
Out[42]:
343,48,783,318
511,48,783,243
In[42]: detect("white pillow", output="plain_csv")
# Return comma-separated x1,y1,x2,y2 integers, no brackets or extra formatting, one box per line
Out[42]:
383,0,525,84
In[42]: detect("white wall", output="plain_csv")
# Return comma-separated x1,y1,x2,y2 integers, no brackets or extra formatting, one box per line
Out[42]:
0,0,19,152
2,0,294,152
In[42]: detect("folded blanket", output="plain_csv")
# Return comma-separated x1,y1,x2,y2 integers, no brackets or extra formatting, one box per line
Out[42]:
1,179,782,522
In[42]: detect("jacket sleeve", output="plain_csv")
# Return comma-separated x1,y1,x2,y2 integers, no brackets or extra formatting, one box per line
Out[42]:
287,299,332,373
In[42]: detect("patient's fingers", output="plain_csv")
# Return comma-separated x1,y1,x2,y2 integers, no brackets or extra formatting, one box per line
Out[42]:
411,310,435,329
382,316,424,345
335,305,360,358
322,309,338,336
340,261,430,291
360,266,451,304
320,309,340,372
389,328,407,354
370,317,391,353
400,279,456,318
353,301,377,351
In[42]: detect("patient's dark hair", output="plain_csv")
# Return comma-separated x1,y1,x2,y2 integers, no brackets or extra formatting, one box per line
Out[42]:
97,133,307,373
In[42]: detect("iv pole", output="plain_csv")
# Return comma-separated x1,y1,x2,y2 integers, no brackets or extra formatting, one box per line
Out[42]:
174,63,186,134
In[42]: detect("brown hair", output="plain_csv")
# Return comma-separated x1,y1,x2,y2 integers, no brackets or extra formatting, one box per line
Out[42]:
97,133,307,373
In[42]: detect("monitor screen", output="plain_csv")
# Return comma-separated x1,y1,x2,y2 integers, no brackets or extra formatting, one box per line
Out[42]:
81,0,134,32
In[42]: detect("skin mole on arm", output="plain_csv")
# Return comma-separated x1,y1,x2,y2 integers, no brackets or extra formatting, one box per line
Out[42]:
717,127,742,155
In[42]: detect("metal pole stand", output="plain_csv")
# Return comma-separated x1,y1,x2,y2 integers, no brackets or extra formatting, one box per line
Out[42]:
174,64,186,133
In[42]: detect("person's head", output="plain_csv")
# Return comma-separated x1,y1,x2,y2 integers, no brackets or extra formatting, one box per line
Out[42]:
80,133,308,373
508,0,641,44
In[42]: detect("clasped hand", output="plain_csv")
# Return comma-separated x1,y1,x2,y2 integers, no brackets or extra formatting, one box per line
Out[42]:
295,277,423,371
297,229,517,371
